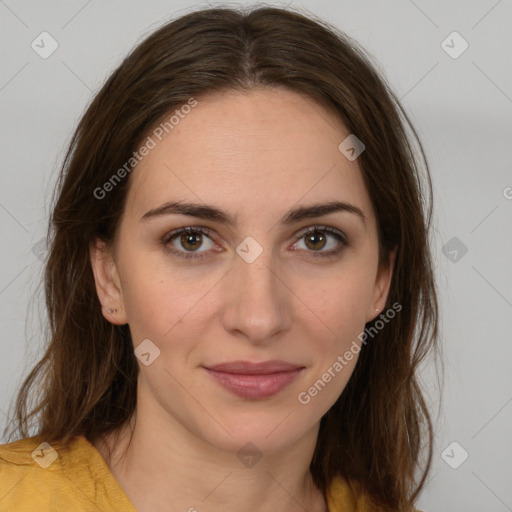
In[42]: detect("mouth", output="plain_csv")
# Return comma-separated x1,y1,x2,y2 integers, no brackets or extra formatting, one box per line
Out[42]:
202,360,305,400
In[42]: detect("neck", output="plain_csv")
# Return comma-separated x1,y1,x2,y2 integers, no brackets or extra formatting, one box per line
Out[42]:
93,408,327,512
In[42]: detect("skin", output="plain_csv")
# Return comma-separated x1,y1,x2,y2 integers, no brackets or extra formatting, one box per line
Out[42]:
90,87,396,512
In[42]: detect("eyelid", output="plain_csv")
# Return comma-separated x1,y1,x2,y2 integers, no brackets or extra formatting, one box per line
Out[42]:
292,224,347,244
162,225,217,244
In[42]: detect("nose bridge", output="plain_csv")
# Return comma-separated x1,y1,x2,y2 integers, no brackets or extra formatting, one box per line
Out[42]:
222,239,291,341
238,250,276,300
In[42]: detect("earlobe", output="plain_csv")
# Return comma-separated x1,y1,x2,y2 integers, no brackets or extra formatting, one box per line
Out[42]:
89,238,128,325
367,246,397,322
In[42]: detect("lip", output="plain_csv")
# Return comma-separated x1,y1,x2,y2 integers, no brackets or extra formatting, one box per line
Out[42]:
205,360,303,374
203,360,305,399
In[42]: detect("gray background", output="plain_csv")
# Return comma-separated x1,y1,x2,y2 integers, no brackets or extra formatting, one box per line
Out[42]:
1,1,511,510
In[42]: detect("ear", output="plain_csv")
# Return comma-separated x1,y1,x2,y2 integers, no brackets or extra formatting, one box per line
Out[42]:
366,246,398,322
89,238,128,325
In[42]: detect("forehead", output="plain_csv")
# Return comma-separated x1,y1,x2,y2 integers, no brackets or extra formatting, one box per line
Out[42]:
123,87,374,226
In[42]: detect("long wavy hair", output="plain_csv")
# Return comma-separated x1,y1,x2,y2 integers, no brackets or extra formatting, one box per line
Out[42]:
5,6,440,511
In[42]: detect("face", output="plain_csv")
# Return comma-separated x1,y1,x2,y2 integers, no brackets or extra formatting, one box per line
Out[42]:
91,87,395,455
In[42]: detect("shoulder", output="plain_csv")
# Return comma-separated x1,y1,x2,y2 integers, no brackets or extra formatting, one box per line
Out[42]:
327,475,424,512
0,434,111,511
327,475,382,512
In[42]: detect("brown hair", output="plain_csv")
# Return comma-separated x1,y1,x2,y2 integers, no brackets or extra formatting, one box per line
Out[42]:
5,5,440,511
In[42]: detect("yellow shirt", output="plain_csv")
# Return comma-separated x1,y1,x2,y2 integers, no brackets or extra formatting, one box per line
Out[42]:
0,435,381,511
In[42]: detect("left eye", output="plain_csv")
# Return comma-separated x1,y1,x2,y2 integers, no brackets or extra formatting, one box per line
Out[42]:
295,226,347,257
163,225,347,260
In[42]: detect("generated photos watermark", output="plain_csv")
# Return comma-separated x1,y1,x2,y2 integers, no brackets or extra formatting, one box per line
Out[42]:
298,301,402,405
93,97,198,200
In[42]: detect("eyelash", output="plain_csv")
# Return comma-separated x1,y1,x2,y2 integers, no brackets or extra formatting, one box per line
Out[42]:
162,225,348,261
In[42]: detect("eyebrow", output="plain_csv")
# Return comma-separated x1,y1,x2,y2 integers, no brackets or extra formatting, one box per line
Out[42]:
140,200,366,227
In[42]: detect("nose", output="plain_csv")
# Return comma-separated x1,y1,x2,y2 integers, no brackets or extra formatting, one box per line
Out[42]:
220,246,293,345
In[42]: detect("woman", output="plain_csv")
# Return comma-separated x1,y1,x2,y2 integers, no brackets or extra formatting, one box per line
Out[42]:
0,5,438,511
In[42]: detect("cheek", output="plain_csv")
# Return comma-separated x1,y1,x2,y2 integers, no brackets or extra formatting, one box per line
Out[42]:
118,246,222,346
305,266,376,337
117,244,174,339
293,275,374,408
295,259,377,375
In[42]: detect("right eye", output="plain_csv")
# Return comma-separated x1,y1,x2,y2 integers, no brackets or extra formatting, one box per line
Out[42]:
162,226,221,260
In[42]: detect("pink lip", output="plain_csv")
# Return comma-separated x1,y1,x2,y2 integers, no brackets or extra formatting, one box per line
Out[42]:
203,360,305,399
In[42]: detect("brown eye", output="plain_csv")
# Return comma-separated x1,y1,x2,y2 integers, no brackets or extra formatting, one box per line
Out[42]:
304,231,327,251
180,231,203,251
293,226,347,259
163,227,217,259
